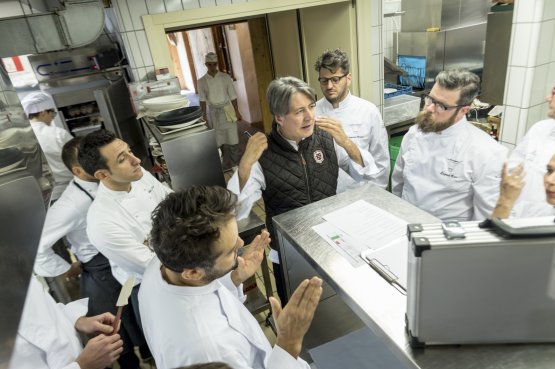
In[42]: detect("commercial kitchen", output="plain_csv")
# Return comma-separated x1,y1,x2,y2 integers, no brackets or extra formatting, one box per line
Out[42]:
1,0,555,368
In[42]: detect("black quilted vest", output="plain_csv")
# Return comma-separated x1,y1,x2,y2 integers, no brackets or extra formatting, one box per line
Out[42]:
259,124,338,250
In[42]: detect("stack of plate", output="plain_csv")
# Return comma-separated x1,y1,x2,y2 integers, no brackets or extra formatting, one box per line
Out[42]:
142,94,189,113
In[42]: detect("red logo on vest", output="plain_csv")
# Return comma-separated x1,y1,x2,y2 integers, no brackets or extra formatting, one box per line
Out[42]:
313,150,324,164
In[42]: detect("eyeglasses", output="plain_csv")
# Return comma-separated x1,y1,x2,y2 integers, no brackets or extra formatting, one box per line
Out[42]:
422,93,467,113
318,73,348,85
206,62,217,67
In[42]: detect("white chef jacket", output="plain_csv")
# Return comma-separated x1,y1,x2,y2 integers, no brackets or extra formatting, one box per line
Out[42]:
197,71,237,108
35,177,99,277
508,118,555,217
30,121,73,201
87,168,172,286
391,117,508,221
138,258,310,369
9,277,88,369
227,133,380,221
316,93,390,188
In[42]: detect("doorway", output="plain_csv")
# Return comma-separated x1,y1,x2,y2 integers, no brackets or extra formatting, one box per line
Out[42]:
166,20,270,130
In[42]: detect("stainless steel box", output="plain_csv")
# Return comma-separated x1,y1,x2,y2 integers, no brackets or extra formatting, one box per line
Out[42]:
406,219,555,347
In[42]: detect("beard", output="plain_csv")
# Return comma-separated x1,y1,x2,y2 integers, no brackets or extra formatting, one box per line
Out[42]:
202,257,239,283
416,110,459,133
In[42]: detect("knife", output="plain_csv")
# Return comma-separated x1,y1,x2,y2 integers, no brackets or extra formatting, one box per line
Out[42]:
111,276,135,334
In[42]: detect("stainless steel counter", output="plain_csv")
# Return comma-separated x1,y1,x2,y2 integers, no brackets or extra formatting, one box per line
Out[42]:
272,183,555,368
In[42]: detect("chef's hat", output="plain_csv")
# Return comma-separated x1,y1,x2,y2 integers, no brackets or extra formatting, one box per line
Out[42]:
205,52,218,63
21,92,56,116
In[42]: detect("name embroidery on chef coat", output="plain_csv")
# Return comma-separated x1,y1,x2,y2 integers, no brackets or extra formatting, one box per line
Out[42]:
313,150,324,164
440,158,461,179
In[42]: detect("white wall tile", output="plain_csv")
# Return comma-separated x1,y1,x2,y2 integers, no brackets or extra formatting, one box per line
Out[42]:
111,1,126,33
128,31,145,67
120,33,136,68
548,62,555,87
138,67,148,81
115,0,134,32
537,20,555,66
505,66,527,107
509,23,538,67
529,64,549,106
182,0,200,9
131,68,140,82
21,2,32,15
232,0,246,3
136,30,154,66
500,105,520,144
370,54,381,82
128,0,149,30
164,0,183,12
216,0,231,5
515,0,544,23
370,0,381,27
146,0,166,14
544,0,555,21
199,0,216,7
526,103,544,131
371,25,381,55
383,0,401,15
371,80,382,105
516,107,530,143
1,2,24,17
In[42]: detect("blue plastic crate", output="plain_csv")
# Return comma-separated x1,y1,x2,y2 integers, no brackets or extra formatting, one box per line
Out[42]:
384,83,413,99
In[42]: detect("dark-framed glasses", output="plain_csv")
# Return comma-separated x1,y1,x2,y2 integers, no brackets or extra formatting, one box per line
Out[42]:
318,73,348,85
422,93,467,113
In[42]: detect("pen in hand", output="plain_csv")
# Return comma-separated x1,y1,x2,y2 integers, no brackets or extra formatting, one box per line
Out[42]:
243,131,252,138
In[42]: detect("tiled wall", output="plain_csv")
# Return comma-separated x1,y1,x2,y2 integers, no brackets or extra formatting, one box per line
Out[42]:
368,0,384,111
500,0,555,149
110,0,250,82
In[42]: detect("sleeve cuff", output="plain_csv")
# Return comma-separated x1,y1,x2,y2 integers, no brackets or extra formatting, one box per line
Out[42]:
267,345,310,369
61,298,89,326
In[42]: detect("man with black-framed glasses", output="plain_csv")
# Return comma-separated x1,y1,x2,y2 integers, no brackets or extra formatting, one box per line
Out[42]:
391,69,507,221
314,48,390,189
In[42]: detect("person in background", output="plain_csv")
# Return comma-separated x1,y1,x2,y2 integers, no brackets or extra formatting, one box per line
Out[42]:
491,153,555,218
79,129,172,364
314,48,390,189
21,91,73,201
391,69,507,221
34,137,144,369
227,76,378,303
198,52,243,170
9,276,123,369
492,84,555,218
139,186,322,369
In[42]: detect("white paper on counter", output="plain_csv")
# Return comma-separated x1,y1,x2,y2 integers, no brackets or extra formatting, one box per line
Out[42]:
322,199,408,250
312,222,368,267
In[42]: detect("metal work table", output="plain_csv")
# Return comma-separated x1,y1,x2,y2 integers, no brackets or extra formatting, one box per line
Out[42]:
272,184,555,368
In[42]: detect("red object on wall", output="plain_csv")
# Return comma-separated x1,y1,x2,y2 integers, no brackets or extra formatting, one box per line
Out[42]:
12,56,24,72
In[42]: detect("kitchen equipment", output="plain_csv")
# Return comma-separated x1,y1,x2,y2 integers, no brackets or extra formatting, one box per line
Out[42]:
0,147,24,173
383,94,420,126
406,217,555,347
142,94,189,113
154,106,202,126
112,276,136,334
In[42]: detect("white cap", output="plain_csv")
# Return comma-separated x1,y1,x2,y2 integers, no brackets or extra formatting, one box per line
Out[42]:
21,92,56,116
205,52,218,63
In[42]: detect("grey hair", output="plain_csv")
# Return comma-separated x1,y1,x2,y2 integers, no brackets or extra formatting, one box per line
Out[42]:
266,76,316,117
314,48,350,74
435,69,480,105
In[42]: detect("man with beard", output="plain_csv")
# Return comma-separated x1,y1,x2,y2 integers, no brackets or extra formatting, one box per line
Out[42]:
138,186,322,369
391,69,507,221
314,48,390,188
491,85,555,218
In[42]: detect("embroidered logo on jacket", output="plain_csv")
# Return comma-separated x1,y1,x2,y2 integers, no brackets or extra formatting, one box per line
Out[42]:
313,150,324,164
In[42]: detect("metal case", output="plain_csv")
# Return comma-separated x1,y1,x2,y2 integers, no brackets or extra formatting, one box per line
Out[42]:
406,220,555,347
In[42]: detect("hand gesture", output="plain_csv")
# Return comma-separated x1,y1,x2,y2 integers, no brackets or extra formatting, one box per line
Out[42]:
65,261,82,280
231,230,270,285
315,116,349,147
76,334,123,369
270,277,323,358
239,132,268,169
499,162,525,204
75,312,117,335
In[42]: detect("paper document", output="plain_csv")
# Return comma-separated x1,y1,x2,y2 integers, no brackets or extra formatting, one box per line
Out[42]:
323,200,408,250
312,222,368,267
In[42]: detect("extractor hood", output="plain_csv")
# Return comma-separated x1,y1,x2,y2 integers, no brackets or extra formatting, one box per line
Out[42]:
0,0,104,57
